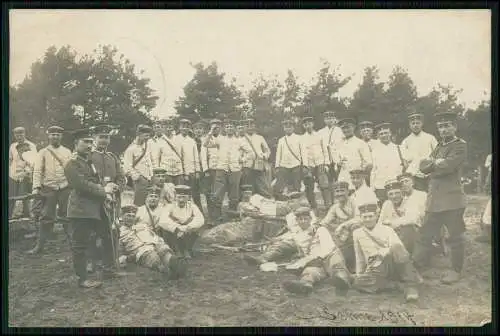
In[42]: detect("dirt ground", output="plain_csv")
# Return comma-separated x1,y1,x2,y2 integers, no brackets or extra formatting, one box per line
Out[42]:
8,195,491,327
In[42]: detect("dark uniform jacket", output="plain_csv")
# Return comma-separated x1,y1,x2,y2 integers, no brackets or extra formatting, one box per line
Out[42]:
64,153,107,220
90,150,126,190
420,137,467,213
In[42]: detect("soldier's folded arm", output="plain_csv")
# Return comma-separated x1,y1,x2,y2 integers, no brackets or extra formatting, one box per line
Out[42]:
203,135,218,148
353,229,366,275
157,209,180,233
432,141,468,177
185,205,205,231
64,161,106,198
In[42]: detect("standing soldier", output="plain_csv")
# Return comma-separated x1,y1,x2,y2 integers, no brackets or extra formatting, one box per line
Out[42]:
206,119,249,222
241,118,273,198
178,119,203,211
155,119,184,185
193,119,207,210
27,126,72,254
401,111,438,192
64,129,123,289
370,122,404,205
301,116,332,212
201,119,222,224
273,118,302,198
123,125,155,206
358,120,377,187
413,111,468,284
334,118,372,191
9,126,38,219
318,110,344,202
236,119,246,139
87,124,127,271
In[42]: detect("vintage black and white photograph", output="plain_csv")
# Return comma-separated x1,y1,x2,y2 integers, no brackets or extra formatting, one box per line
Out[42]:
7,9,491,327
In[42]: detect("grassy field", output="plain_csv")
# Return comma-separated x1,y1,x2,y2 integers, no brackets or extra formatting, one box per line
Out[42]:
8,195,491,327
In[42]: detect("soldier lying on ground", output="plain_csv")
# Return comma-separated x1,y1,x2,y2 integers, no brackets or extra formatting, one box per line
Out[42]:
351,194,422,302
118,203,187,279
197,187,306,247
156,185,205,258
244,206,352,296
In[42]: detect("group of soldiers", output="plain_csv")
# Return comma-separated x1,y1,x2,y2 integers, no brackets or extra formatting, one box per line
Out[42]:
8,107,472,301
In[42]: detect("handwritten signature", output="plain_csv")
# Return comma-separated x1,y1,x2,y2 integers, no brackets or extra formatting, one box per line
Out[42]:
298,305,417,325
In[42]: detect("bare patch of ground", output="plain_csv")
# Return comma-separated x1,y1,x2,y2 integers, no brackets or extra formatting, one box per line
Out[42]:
8,195,491,327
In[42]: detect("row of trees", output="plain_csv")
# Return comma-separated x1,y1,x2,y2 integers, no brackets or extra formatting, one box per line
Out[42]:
10,45,491,171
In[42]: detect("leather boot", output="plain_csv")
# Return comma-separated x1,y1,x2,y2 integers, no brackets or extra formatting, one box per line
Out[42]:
168,255,188,279
321,189,333,210
26,221,50,254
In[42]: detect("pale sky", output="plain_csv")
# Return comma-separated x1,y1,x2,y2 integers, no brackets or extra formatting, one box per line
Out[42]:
10,9,491,118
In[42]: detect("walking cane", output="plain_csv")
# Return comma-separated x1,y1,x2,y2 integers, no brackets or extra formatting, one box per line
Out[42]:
104,177,121,270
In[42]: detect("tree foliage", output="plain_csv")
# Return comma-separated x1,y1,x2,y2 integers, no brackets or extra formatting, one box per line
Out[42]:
10,45,158,153
348,66,386,123
174,62,246,121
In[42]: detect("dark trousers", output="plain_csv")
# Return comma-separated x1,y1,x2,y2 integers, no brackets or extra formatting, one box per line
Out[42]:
202,170,217,221
8,177,32,218
273,167,301,199
212,170,242,220
412,208,466,273
395,224,418,255
374,189,387,206
70,216,117,282
413,176,429,192
162,230,199,254
303,164,332,209
132,176,151,207
165,175,184,185
242,168,273,198
187,173,203,212
34,186,71,248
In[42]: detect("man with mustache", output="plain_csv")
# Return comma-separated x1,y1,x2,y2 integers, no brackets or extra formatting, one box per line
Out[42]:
413,111,468,285
9,126,38,219
64,128,123,289
27,126,72,255
400,110,438,192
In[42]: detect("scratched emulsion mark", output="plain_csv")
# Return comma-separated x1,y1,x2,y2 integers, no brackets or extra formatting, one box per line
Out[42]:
115,36,167,112
297,304,418,326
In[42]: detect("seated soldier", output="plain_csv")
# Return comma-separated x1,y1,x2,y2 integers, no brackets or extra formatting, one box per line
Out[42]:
152,167,175,207
317,181,360,272
352,195,421,302
244,207,351,296
378,179,425,254
136,185,164,229
157,185,205,258
398,173,447,254
118,203,187,279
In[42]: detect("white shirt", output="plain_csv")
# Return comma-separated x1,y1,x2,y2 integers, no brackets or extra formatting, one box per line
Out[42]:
123,138,155,180
178,134,201,175
351,183,378,214
353,224,404,275
290,226,335,259
9,140,37,180
205,135,248,172
157,203,205,233
334,136,372,188
275,134,302,169
317,126,344,165
401,131,438,176
370,141,403,190
154,134,184,176
200,134,222,172
241,133,271,170
377,191,426,229
136,205,163,229
300,131,326,167
32,145,72,190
